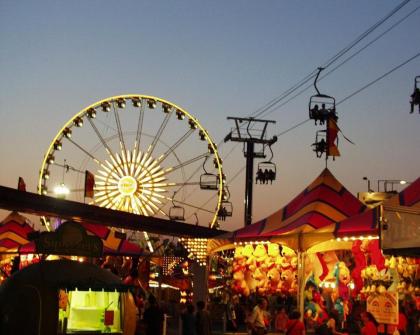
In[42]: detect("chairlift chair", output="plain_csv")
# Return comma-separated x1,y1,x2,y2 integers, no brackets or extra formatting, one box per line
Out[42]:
311,130,327,158
256,161,277,184
200,172,218,190
169,205,185,221
410,76,420,114
309,94,336,125
309,67,337,125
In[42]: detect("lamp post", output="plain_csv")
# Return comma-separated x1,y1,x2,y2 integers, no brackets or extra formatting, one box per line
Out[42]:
363,177,373,192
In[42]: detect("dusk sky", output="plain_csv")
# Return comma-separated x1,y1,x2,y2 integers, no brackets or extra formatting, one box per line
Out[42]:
1,1,419,231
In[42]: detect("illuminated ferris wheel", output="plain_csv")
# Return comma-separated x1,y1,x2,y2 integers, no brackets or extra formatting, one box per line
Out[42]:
38,95,226,235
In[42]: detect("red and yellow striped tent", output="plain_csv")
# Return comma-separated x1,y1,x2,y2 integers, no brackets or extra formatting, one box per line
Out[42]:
0,212,34,253
335,176,420,241
212,168,367,252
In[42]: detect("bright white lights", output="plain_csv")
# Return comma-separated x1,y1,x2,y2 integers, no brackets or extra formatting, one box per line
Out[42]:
54,183,70,196
95,149,169,216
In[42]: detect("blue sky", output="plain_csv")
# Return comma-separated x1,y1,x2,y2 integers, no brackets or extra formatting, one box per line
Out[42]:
1,0,419,231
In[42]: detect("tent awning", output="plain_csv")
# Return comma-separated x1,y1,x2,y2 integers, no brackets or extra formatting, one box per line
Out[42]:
0,211,34,253
216,168,366,251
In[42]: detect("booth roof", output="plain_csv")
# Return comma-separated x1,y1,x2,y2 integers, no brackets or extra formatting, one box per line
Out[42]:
0,211,34,253
211,168,367,252
0,259,127,292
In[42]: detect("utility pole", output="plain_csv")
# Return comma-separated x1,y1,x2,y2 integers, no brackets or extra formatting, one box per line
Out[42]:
225,117,277,226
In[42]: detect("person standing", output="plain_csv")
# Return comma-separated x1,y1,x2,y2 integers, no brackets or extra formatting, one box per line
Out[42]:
248,298,269,335
226,295,239,332
285,310,305,335
360,312,377,335
275,307,289,334
143,295,164,335
182,303,196,335
196,300,211,335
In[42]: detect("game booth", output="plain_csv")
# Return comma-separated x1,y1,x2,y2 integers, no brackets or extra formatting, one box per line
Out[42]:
209,169,420,332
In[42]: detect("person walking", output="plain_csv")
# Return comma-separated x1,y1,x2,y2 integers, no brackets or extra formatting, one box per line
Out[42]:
196,300,211,335
143,295,164,335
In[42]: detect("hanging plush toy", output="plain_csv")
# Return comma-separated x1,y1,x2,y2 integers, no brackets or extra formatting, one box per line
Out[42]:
365,239,385,271
351,240,366,295
333,262,351,320
334,262,351,300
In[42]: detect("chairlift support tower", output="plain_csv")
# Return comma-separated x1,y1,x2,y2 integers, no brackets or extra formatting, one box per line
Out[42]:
225,117,277,226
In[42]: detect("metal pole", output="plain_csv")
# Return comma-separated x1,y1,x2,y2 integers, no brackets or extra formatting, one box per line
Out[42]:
244,142,254,226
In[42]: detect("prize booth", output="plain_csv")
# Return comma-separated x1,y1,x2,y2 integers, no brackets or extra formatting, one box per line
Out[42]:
209,169,420,332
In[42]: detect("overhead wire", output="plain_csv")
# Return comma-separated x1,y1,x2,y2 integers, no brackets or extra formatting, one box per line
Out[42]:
337,51,420,106
256,3,420,120
220,49,420,200
207,0,416,222
251,0,413,120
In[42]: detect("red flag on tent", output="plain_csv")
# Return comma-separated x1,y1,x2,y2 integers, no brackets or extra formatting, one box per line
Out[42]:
17,177,26,192
326,117,340,158
84,170,95,198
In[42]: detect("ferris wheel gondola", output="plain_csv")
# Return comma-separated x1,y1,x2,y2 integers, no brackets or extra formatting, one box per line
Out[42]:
169,193,185,221
199,157,219,190
217,186,233,221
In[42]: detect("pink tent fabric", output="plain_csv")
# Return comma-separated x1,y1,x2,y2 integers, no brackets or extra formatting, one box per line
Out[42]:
0,212,34,252
231,168,366,242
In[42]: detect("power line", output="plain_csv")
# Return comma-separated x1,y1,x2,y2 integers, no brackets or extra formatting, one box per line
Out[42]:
249,4,420,121
221,51,420,193
337,51,420,106
251,0,412,120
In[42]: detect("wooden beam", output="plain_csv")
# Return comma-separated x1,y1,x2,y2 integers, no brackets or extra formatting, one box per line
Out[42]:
0,186,227,238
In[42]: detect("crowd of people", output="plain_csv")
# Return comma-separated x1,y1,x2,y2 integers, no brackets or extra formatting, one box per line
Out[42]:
97,256,420,335
219,294,420,335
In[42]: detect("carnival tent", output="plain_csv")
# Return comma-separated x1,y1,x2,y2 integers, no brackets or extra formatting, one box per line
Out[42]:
0,211,34,253
212,168,367,252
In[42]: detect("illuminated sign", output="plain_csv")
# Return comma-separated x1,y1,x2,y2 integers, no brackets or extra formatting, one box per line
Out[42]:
35,221,103,257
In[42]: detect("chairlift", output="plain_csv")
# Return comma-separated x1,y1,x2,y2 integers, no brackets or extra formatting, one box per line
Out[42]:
256,144,276,184
309,68,337,125
199,156,218,190
169,192,185,221
311,130,327,158
410,76,420,114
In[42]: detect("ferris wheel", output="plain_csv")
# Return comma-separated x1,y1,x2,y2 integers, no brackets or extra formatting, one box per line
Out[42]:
38,95,226,237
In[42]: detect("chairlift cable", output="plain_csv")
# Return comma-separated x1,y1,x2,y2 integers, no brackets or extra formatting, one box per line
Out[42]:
337,51,420,106
255,4,420,120
251,0,412,120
